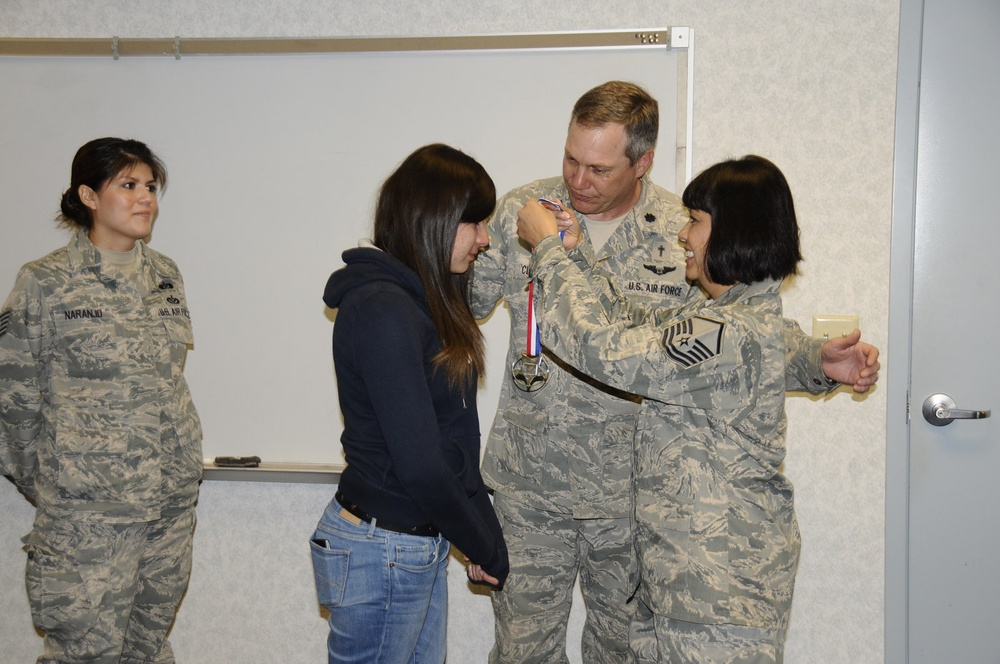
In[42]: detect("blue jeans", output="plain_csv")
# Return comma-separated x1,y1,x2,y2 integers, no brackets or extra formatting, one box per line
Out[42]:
310,497,450,664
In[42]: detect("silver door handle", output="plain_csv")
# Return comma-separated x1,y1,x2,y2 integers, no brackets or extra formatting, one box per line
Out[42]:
922,393,992,426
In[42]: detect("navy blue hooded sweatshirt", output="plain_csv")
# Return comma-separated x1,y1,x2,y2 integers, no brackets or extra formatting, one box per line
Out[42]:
323,246,508,586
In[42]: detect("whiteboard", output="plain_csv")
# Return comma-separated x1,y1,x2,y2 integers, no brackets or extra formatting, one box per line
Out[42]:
0,32,689,467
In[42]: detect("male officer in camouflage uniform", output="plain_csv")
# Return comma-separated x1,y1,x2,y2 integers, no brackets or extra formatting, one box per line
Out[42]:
1,144,202,663
471,81,878,663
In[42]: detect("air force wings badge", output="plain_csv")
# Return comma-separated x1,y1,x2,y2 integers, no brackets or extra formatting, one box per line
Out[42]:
662,315,725,367
642,263,677,276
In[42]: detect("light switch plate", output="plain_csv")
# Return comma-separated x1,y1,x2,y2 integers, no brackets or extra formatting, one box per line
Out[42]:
812,315,859,340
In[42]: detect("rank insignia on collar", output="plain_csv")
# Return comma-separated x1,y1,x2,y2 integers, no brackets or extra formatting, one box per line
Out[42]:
0,309,10,338
645,213,656,222
158,281,174,290
662,315,725,367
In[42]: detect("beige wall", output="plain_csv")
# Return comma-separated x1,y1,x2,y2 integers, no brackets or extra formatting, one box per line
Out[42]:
0,1,896,661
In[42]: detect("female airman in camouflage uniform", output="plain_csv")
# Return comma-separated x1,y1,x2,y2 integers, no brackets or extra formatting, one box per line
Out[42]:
517,155,871,663
0,138,202,663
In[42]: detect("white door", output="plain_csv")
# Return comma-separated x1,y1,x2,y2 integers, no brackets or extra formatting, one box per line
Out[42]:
887,0,1000,662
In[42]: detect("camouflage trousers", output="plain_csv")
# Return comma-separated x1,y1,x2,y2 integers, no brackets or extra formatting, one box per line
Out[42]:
23,507,196,664
489,492,637,664
630,600,786,664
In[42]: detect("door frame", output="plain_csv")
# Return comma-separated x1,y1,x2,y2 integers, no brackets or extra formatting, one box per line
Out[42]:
885,0,922,661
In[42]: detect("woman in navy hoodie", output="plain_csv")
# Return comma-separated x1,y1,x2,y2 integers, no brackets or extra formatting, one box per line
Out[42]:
311,143,508,663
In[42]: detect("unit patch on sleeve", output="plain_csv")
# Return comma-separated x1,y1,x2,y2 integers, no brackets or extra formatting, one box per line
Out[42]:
662,315,725,367
0,309,11,338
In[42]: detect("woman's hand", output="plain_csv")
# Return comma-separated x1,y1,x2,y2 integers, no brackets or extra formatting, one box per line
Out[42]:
820,328,881,393
466,562,501,588
516,199,580,250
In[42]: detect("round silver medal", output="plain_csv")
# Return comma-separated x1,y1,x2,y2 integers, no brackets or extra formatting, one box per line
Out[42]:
511,352,549,392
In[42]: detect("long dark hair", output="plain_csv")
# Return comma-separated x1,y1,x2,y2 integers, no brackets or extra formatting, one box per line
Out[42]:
58,137,167,230
373,144,496,388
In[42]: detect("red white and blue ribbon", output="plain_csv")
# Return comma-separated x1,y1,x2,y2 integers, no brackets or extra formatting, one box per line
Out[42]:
526,281,542,356
524,216,565,358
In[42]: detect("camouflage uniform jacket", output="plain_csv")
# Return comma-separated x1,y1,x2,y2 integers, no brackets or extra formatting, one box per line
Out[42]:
473,175,693,518
531,235,800,628
473,176,831,519
0,230,203,523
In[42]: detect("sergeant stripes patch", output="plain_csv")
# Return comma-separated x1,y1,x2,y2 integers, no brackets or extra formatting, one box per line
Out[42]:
662,315,724,367
0,309,11,338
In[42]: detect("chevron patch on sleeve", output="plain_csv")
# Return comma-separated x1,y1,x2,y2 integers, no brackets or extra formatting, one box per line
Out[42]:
662,315,725,367
0,309,10,338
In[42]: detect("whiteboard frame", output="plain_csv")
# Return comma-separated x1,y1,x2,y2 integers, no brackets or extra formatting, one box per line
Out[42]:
1,29,681,57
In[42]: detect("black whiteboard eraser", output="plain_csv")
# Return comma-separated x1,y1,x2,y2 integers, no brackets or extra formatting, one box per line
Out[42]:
213,455,262,468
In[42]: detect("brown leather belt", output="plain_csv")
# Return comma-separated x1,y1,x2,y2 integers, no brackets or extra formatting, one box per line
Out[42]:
335,491,439,538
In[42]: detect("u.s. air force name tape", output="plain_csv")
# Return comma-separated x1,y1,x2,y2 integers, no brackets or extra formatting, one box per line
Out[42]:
662,315,725,367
